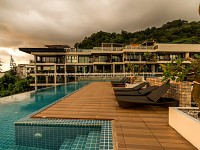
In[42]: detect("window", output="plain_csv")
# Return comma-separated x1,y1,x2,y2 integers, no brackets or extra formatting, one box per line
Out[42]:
66,56,77,63
56,66,65,73
78,56,89,63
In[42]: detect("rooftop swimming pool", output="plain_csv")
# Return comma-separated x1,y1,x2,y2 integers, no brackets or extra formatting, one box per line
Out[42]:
0,81,113,150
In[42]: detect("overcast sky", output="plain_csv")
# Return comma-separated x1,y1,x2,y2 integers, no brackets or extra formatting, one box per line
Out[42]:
0,0,199,71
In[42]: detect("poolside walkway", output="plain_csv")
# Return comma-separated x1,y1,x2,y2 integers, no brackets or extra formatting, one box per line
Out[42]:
33,82,197,150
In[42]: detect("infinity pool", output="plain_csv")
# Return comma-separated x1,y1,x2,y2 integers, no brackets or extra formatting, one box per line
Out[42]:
0,81,90,149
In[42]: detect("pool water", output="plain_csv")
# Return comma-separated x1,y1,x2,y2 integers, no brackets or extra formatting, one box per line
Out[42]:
0,81,90,150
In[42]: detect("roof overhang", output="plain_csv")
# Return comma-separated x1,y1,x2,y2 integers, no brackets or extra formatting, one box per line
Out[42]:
19,48,66,54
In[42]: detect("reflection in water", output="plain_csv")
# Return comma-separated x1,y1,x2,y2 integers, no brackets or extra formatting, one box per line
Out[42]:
20,82,86,112
0,81,90,149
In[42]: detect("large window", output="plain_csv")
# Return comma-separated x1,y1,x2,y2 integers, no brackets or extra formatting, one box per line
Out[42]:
37,76,46,83
56,75,65,83
56,65,65,73
66,65,75,73
112,55,122,62
66,56,77,63
78,56,89,63
115,64,123,73
189,53,200,59
125,53,140,61
36,56,65,63
170,53,185,61
99,56,107,62
77,66,93,73
157,53,170,61
36,66,54,73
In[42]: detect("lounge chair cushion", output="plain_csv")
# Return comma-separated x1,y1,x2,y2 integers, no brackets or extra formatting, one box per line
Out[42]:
113,82,148,91
132,82,148,90
138,86,158,94
147,83,170,102
114,86,158,96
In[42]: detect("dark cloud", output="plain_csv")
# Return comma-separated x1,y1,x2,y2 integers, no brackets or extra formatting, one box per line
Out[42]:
0,0,199,71
0,0,199,48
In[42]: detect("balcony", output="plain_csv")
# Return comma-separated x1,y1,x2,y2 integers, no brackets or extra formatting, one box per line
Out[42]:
93,47,123,51
124,45,157,50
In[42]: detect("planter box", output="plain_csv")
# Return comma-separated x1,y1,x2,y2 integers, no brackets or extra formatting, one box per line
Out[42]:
169,107,200,149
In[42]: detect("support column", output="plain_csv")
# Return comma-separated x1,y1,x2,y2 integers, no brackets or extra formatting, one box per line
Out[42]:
185,53,189,60
139,54,142,61
34,55,37,90
93,65,96,73
54,65,57,86
75,65,77,82
151,65,155,75
64,56,67,84
123,64,125,73
103,65,105,73
113,64,115,73
45,75,48,84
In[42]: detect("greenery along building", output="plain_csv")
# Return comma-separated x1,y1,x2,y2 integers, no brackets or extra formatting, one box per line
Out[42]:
19,42,200,90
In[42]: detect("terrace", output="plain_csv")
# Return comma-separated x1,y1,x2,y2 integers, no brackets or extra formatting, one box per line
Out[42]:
33,82,196,150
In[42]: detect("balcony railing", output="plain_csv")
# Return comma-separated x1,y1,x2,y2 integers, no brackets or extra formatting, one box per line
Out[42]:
93,47,123,51
124,45,156,50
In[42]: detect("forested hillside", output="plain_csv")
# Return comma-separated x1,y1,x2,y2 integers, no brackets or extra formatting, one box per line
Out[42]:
75,20,200,49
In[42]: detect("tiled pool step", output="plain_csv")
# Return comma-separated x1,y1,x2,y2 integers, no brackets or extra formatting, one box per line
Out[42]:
8,145,50,150
70,135,87,150
59,131,101,150
59,138,74,150
85,131,100,150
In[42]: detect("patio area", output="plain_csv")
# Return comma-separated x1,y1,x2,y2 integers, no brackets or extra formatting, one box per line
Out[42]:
33,82,197,150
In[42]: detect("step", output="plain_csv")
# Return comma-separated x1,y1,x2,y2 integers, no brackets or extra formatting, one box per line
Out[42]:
84,131,101,150
70,135,88,150
59,138,74,150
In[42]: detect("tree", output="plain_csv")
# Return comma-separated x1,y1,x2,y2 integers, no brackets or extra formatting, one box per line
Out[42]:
10,55,17,75
0,73,34,98
0,58,2,72
75,20,200,49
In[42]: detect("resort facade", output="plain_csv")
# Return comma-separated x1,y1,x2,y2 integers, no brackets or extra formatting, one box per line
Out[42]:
19,42,200,89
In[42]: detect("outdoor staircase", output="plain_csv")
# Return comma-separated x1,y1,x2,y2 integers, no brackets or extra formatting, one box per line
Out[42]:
59,131,100,150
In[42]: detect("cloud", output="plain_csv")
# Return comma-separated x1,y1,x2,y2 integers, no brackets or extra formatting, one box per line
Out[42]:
0,48,33,71
0,0,199,71
0,0,199,48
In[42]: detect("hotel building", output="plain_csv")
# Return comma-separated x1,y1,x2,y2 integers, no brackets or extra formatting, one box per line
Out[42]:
19,42,200,89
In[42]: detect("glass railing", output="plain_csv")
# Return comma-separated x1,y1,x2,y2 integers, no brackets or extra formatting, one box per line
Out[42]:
93,47,123,51
124,45,156,49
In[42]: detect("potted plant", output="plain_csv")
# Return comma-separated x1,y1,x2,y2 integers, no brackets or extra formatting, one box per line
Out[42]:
160,55,200,149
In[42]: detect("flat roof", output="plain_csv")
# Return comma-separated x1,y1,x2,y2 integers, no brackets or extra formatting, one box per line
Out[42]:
45,45,70,48
19,48,66,54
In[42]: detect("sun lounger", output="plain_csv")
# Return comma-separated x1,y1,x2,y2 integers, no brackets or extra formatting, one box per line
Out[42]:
113,82,148,91
111,77,126,84
111,77,130,87
116,82,179,108
114,85,158,96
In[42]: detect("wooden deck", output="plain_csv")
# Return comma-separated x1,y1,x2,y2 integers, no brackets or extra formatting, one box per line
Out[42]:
33,82,197,150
